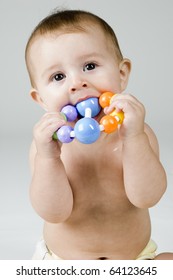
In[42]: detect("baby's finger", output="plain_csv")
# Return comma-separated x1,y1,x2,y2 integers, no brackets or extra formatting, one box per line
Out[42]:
41,112,67,121
112,93,144,109
34,113,66,136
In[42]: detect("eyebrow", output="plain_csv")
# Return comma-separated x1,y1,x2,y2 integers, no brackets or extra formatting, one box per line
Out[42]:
78,52,105,60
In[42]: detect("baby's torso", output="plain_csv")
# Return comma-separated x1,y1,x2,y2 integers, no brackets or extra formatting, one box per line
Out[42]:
44,137,151,259
44,206,150,260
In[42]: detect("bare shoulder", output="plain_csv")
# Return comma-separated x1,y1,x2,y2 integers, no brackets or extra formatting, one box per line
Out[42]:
144,123,159,157
29,140,37,175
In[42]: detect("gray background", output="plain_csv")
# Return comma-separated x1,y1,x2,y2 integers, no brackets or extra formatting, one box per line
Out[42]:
0,0,173,259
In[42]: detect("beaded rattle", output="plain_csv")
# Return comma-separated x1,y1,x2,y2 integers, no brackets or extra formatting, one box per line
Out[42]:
53,92,124,144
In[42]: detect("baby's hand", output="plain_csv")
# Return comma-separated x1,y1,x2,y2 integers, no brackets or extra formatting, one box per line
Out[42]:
33,112,66,158
104,94,145,140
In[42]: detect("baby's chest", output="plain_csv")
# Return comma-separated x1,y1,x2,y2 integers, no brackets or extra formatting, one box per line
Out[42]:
71,177,130,221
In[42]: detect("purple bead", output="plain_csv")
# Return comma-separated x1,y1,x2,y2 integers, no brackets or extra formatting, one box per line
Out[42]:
57,125,74,143
61,105,78,122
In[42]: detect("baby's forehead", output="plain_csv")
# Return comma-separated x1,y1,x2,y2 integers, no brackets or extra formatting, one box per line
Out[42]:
33,23,111,50
28,27,118,76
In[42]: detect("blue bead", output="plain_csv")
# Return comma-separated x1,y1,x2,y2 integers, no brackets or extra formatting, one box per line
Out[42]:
76,97,101,117
74,118,100,144
57,126,74,143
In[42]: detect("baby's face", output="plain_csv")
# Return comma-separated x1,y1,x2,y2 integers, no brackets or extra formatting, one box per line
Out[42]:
29,26,124,112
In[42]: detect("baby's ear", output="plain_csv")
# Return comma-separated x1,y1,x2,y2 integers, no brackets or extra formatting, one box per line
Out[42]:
30,88,48,111
119,59,131,91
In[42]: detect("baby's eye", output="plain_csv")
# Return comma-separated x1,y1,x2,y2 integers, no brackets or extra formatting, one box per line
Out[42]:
83,63,97,72
52,73,65,81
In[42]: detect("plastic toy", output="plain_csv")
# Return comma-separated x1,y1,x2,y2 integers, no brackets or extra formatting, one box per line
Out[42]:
53,92,124,144
99,92,124,133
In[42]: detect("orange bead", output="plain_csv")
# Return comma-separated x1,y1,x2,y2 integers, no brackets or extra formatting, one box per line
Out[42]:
100,115,118,133
99,92,114,108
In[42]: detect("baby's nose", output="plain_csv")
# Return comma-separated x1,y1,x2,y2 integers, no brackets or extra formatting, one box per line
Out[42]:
71,83,87,92
70,78,88,93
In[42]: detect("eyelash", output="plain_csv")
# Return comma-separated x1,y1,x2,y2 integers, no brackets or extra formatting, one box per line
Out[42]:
51,62,98,82
83,62,98,71
52,73,65,82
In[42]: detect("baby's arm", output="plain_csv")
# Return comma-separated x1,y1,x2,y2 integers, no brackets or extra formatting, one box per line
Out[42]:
106,94,167,208
122,124,167,208
29,112,73,223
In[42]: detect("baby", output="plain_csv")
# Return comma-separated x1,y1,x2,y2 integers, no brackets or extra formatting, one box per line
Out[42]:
25,9,173,260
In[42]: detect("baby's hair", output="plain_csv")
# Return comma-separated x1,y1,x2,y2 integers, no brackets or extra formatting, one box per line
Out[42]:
25,9,123,86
